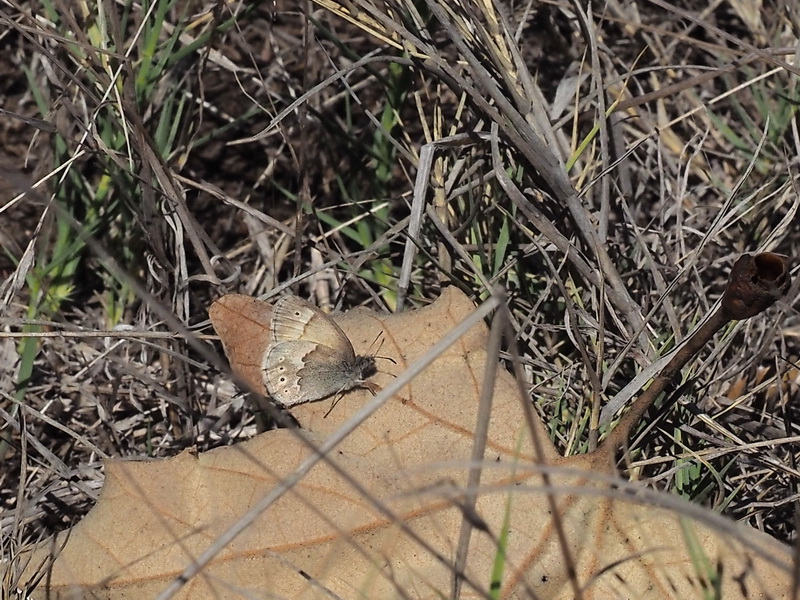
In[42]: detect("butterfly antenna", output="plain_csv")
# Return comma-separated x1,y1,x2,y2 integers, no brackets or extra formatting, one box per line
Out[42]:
368,331,384,353
367,330,397,369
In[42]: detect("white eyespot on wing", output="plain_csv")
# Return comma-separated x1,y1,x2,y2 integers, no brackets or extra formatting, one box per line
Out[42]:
262,341,310,407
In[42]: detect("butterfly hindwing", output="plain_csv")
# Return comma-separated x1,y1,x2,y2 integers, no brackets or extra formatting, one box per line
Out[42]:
263,340,364,406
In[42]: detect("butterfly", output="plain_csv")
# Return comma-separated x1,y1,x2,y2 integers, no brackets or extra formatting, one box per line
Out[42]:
261,295,378,407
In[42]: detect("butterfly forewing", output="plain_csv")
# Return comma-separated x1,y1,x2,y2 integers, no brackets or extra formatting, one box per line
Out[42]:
270,296,355,359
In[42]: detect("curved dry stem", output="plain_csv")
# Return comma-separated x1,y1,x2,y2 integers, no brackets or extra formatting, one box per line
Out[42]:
597,252,791,462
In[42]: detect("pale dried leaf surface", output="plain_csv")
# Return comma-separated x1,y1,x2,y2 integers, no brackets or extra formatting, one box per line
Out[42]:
27,289,793,599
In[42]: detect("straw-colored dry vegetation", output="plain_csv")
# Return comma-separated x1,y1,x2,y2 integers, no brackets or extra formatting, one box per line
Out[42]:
1,0,799,597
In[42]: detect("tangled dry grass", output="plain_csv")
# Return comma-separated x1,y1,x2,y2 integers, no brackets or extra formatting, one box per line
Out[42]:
1,0,799,596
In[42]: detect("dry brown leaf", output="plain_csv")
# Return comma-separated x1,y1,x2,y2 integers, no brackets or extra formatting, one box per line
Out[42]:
207,293,274,396
26,288,793,598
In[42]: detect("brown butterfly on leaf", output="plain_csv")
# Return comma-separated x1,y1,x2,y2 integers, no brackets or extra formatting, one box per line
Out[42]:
210,294,379,407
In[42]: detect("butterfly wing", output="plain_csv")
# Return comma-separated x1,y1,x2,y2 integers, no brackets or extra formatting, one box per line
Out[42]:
270,296,356,360
263,340,364,406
